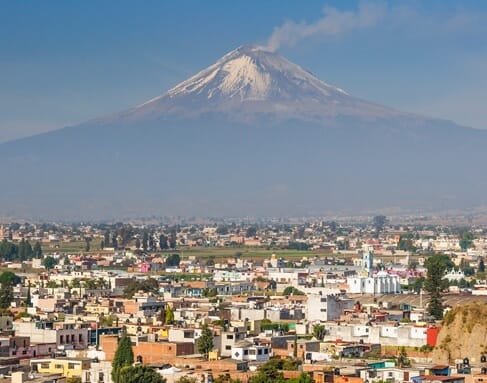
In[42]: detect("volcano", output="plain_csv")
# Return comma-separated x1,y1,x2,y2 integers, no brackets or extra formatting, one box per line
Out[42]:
1,45,486,219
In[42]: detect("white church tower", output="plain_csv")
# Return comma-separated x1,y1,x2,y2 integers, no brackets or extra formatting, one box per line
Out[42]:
362,245,374,277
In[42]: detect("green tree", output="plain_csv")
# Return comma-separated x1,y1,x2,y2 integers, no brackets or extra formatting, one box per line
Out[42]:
123,278,159,298
104,230,110,248
196,324,214,359
118,225,134,247
159,234,168,250
459,231,474,251
119,365,166,383
85,238,91,252
245,226,257,238
283,286,305,296
250,359,285,383
43,256,58,271
372,215,388,235
112,232,118,249
142,230,149,251
0,272,17,310
33,241,42,258
169,231,177,249
412,277,425,293
25,281,32,306
479,257,485,273
397,346,410,367
293,333,298,358
112,334,134,383
214,375,242,383
0,284,13,310
287,373,313,383
424,254,453,319
164,305,174,325
175,377,198,383
165,253,181,267
313,324,326,340
216,226,229,235
0,271,21,286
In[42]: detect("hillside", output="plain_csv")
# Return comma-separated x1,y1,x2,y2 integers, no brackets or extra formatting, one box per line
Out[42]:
432,303,487,364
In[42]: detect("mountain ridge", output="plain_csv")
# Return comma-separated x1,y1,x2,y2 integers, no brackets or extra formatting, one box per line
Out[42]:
92,44,414,126
1,45,487,219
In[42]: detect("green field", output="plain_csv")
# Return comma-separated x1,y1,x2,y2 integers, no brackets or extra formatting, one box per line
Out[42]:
175,247,324,261
42,240,333,261
42,240,105,254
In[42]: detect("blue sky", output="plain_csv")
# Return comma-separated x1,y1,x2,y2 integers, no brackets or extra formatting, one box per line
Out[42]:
1,0,487,142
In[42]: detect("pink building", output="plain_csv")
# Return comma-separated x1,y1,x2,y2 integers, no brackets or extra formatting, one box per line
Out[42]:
139,262,151,273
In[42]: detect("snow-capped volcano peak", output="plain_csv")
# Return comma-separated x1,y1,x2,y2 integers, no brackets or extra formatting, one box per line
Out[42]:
127,44,402,122
165,44,347,102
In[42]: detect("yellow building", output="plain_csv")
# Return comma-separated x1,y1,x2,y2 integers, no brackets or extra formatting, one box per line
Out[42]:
30,358,91,379
85,304,111,315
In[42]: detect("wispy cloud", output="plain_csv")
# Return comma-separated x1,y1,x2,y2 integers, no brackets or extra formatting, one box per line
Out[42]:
266,1,387,51
266,1,486,52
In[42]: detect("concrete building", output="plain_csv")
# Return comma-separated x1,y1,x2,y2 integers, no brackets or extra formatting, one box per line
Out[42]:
231,340,270,361
325,323,430,347
306,293,354,322
14,321,90,349
217,326,247,357
30,357,91,381
347,249,401,294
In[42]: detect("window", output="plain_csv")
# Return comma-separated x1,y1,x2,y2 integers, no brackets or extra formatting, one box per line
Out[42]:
60,335,64,344
243,350,249,355
321,308,327,312
79,334,83,342
68,363,77,369
226,335,233,340
264,348,269,354
184,331,192,338
320,297,327,302
71,334,75,342
225,345,232,350
40,363,50,369
55,364,63,369
99,372,105,382
258,349,262,355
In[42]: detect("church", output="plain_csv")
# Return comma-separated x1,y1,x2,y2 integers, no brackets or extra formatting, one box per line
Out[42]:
346,246,401,294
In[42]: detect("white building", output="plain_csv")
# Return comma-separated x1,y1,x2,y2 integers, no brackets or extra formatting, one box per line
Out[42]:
443,269,465,282
347,249,401,294
306,293,354,322
231,340,270,361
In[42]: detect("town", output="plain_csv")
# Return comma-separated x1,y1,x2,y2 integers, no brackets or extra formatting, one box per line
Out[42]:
0,218,486,383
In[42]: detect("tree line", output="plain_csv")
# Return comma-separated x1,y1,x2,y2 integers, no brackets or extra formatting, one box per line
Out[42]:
0,239,42,261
